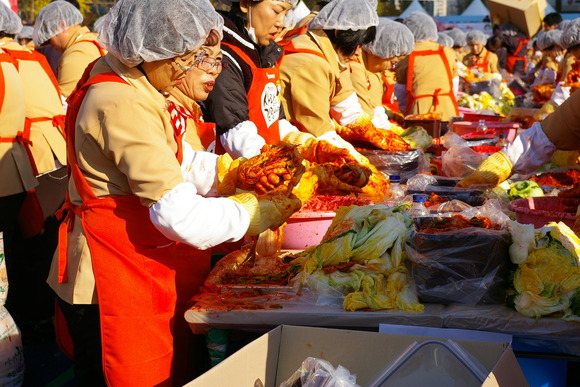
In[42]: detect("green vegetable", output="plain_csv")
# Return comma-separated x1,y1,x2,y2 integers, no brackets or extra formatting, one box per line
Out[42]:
507,180,544,200
400,126,432,150
569,290,580,316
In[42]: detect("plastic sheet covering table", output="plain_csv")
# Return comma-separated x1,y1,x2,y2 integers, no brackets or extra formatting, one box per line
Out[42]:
185,299,580,356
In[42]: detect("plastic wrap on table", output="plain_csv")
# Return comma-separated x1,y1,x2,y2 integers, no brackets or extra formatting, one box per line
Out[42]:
469,79,502,98
441,304,580,355
280,357,360,387
360,148,424,183
441,133,488,178
405,222,513,305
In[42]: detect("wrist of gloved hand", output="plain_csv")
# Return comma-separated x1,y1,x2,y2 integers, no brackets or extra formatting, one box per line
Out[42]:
228,192,263,236
256,191,302,232
282,131,316,146
217,153,247,195
456,151,513,188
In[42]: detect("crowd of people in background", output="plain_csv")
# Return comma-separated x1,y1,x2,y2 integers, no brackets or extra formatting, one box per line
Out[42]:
1,0,580,385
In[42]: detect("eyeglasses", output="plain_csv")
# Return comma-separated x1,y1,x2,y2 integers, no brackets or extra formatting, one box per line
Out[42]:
173,51,227,74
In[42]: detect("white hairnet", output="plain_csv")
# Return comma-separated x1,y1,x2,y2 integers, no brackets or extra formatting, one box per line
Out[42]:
443,28,466,47
17,25,33,40
404,11,438,42
214,0,299,6
536,28,562,50
92,15,106,35
558,19,572,31
309,0,378,31
33,1,83,46
98,0,224,67
560,18,580,49
0,1,22,35
364,19,414,58
466,30,488,45
437,32,453,47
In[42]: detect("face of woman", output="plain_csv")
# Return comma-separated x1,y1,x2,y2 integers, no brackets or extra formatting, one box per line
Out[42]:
366,51,391,73
241,0,292,46
544,45,563,60
176,45,223,101
468,41,484,56
570,46,580,60
140,50,197,93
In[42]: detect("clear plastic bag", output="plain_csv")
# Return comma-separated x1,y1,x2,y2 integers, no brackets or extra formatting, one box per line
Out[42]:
441,132,487,178
404,206,513,305
360,148,426,183
279,357,360,387
469,79,502,98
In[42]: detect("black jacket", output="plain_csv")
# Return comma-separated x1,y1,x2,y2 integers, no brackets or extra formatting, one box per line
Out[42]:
203,10,285,137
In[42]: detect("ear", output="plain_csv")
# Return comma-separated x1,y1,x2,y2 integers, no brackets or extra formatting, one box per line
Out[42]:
239,0,250,14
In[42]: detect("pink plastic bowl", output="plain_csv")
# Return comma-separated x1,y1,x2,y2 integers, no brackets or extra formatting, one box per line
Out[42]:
507,197,575,229
282,211,335,250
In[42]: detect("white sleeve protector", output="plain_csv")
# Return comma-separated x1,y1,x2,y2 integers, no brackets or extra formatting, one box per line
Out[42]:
394,83,408,114
278,118,300,140
219,120,266,159
330,92,363,126
503,122,557,175
371,106,391,130
550,82,571,107
179,140,220,197
149,182,250,250
452,75,460,97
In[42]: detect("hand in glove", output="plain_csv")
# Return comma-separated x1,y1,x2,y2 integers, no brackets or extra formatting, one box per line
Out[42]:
299,138,357,164
313,162,372,194
457,151,513,188
230,192,302,235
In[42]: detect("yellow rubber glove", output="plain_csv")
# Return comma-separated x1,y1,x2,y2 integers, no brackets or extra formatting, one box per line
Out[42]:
457,151,513,188
284,131,356,164
230,191,302,235
216,153,246,196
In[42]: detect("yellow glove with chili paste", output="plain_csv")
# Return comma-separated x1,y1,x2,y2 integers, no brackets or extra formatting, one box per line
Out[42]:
229,191,302,235
216,153,246,196
284,131,356,164
457,151,513,188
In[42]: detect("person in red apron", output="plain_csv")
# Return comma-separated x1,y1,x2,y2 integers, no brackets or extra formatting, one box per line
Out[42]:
47,1,301,385
501,23,528,76
464,30,500,75
203,0,302,159
395,11,459,122
350,19,414,127
33,1,106,98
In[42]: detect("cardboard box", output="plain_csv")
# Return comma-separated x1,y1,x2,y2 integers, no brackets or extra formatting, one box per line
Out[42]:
185,325,529,387
488,0,547,38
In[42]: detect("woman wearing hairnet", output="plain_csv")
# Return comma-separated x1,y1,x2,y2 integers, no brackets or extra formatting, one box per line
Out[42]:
395,12,459,122
278,0,378,144
530,29,563,88
16,25,33,48
463,30,500,74
202,0,297,159
349,19,415,120
0,2,68,336
33,1,105,98
48,0,300,385
443,27,467,61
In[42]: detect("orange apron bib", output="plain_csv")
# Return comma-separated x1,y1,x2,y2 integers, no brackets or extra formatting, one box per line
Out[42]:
216,42,281,154
381,72,400,113
405,46,459,117
506,37,528,74
468,50,490,73
58,61,209,386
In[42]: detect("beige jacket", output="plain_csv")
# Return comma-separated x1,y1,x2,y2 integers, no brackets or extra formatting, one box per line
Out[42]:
168,88,206,151
542,87,580,150
463,48,500,74
350,52,385,115
396,41,458,121
0,50,38,197
58,26,104,97
48,55,183,304
561,52,576,83
0,38,66,175
279,29,355,136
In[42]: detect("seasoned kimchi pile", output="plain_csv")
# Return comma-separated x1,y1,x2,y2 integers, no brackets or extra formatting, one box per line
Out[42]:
416,214,501,233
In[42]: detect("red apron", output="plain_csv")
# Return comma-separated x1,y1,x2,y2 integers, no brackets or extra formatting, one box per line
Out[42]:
216,42,281,154
405,46,459,116
506,37,528,74
469,51,490,73
58,61,210,386
381,72,400,112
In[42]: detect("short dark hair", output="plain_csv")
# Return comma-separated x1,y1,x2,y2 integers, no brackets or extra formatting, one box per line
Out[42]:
0,32,15,39
543,12,562,27
324,26,376,57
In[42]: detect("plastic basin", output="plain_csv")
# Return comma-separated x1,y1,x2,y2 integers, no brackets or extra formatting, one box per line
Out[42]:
462,112,504,122
282,211,334,250
449,121,520,142
507,197,575,229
